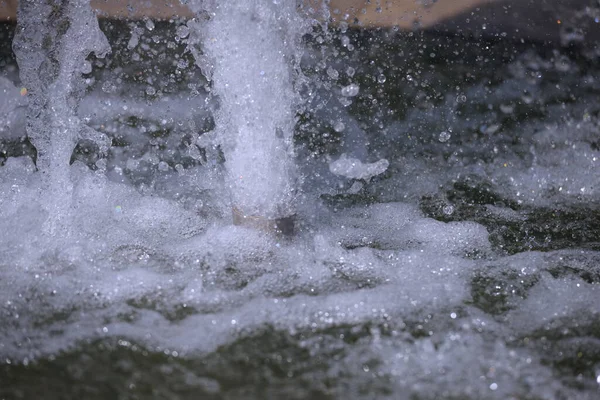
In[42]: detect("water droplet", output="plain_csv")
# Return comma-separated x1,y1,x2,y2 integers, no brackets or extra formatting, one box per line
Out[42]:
145,86,156,96
177,59,188,70
327,67,339,80
158,161,170,172
377,74,386,84
341,83,359,97
145,19,155,31
443,205,454,215
438,131,451,143
500,104,514,114
489,383,498,391
450,312,457,319
339,97,353,107
333,121,345,132
176,25,190,39
102,81,116,94
80,60,92,74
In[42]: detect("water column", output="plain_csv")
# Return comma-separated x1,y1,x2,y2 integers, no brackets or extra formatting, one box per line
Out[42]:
12,0,110,235
187,0,307,234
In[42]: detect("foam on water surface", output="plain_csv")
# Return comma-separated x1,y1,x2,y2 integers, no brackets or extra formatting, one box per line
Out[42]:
3,152,599,398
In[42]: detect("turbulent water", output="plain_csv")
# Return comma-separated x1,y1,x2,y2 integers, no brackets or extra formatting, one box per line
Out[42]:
184,0,308,219
1,3,600,400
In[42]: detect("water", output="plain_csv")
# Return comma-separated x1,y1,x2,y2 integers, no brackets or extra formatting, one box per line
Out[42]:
11,0,111,235
185,0,308,219
1,1,600,399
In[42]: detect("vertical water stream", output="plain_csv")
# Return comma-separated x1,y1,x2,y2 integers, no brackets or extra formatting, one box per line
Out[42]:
186,0,308,221
12,0,110,234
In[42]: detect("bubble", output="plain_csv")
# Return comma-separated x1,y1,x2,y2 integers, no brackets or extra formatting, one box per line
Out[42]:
346,66,355,77
489,383,498,391
377,74,386,84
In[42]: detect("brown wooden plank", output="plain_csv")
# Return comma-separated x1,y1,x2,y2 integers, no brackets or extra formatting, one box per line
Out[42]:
1,0,594,44
0,0,491,26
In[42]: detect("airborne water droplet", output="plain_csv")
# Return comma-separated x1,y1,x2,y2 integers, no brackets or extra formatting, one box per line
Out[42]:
333,121,345,132
438,131,451,142
145,19,155,31
327,67,339,80
176,25,190,39
341,83,359,97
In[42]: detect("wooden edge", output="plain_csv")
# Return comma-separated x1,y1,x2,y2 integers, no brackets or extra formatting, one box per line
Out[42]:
328,0,495,29
1,0,594,44
232,207,295,237
0,0,493,27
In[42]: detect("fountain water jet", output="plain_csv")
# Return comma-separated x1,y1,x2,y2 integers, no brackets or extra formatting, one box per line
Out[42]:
186,0,310,234
12,0,111,235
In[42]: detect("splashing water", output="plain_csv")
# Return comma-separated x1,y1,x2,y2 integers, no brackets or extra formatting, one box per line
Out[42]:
12,0,111,235
185,0,309,219
2,1,600,399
